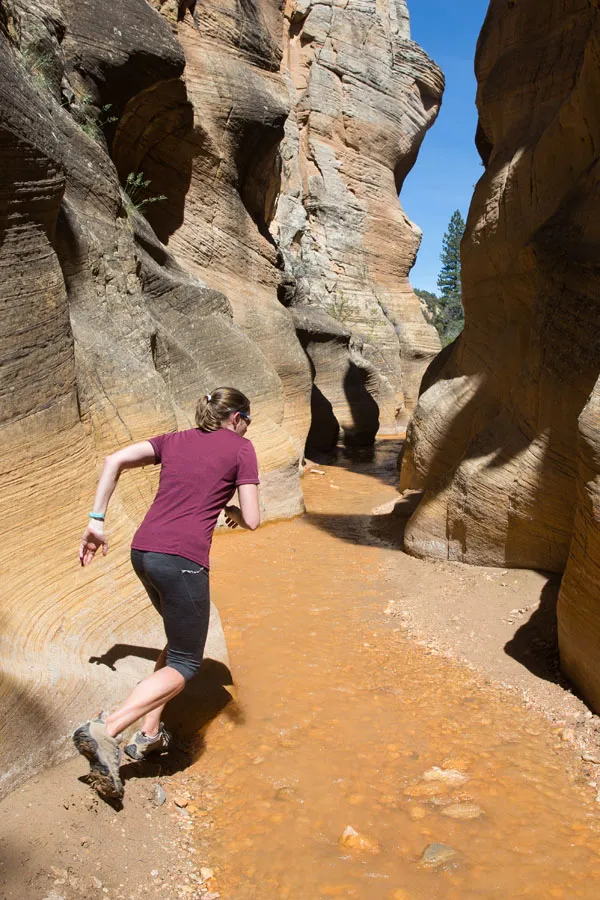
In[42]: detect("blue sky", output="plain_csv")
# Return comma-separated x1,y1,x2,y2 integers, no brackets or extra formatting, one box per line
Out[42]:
402,0,490,294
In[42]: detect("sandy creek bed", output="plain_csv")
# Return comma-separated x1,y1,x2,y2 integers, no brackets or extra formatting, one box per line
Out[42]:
2,440,600,899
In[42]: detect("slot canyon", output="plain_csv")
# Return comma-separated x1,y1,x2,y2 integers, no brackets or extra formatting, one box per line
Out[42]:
3,1,600,898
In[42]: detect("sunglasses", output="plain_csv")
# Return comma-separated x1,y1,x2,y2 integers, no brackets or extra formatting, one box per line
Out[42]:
237,411,252,424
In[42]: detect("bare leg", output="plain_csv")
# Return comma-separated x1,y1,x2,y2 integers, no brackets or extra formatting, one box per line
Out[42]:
140,645,168,737
104,664,185,738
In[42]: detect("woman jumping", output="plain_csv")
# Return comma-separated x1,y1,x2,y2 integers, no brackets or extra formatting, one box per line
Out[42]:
73,387,260,799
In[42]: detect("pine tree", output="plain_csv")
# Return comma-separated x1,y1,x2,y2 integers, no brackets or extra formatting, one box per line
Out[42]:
435,209,466,345
437,210,465,300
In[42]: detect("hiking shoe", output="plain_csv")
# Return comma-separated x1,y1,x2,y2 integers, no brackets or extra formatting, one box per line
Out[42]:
73,715,124,799
124,724,172,761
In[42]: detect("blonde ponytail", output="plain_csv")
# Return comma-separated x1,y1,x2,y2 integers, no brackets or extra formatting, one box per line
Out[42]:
195,387,251,432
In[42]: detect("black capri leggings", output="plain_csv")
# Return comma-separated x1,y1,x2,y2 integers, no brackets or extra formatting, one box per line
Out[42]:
130,549,210,682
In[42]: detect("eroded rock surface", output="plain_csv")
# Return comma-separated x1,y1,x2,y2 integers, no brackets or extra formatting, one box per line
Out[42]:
399,1,600,709
275,0,442,453
0,0,439,792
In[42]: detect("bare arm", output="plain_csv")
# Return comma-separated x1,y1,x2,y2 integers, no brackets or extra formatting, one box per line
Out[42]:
79,441,156,566
224,483,260,531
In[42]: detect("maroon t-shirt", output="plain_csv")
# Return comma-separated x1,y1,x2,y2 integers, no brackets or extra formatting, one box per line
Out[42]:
131,428,260,569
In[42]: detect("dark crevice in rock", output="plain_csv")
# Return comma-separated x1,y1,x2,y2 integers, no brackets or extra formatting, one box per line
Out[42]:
475,120,492,167
235,120,286,246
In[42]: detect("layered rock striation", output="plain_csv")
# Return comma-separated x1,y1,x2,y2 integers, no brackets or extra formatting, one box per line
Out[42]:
399,1,600,709
275,0,442,452
0,0,439,792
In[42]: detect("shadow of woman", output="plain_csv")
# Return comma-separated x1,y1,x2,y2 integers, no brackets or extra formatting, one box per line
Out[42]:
504,575,567,685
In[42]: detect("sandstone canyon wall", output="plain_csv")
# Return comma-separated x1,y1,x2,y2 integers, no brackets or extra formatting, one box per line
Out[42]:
274,0,443,451
399,1,600,710
0,0,440,793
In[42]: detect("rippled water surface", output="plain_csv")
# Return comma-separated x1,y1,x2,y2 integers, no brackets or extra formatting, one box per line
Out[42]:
185,442,600,899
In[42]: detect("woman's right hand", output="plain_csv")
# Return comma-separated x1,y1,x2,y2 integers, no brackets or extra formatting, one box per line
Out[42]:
79,523,109,566
224,505,241,529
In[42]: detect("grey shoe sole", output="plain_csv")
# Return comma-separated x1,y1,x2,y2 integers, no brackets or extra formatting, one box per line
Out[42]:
73,724,124,799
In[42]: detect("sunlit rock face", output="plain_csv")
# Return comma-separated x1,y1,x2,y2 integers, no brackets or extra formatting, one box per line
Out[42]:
274,0,443,453
0,0,233,798
0,0,439,793
399,2,600,707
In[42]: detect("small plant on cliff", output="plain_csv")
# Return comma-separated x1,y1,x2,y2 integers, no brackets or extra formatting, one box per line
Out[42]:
328,290,352,323
21,46,54,92
79,103,118,141
123,172,167,217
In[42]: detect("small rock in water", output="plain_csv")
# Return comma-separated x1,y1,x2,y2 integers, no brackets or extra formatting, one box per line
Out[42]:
419,843,458,868
582,751,600,764
339,825,381,854
409,807,426,821
153,783,167,806
441,803,483,820
422,767,469,785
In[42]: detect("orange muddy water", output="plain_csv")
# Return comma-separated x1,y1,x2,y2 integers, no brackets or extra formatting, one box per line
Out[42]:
184,441,600,899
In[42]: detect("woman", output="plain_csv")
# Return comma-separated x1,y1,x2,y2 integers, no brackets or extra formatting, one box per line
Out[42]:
73,387,260,799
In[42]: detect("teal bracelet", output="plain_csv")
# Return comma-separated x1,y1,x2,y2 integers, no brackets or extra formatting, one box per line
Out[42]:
89,512,105,521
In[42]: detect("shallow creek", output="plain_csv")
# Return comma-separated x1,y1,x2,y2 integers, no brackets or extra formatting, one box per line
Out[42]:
185,441,600,899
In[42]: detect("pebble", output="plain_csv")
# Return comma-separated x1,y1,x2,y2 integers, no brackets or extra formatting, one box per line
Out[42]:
339,825,381,854
441,803,483,820
582,751,600,764
419,843,458,868
50,868,68,879
153,784,167,806
174,797,188,808
309,468,325,475
409,807,426,821
200,867,214,881
405,782,450,798
561,728,575,743
422,767,469,785
91,876,103,889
